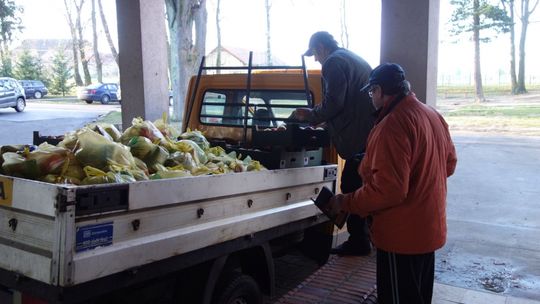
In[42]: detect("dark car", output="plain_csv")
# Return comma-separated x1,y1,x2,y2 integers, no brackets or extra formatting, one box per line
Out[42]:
0,77,26,112
78,83,120,104
19,80,48,99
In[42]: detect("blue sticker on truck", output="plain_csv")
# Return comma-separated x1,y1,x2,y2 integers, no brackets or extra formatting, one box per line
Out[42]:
75,222,113,252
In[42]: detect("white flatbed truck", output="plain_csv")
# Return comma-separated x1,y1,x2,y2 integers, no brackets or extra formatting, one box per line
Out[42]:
0,59,340,304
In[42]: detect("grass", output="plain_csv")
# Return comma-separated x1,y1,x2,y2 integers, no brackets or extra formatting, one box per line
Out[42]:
98,111,122,124
437,84,540,96
438,95,540,135
443,104,540,117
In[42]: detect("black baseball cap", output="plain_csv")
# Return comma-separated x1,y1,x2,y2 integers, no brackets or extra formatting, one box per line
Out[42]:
304,31,338,56
360,63,406,94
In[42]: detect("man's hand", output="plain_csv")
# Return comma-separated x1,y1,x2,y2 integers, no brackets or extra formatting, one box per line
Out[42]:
326,194,345,215
293,107,313,121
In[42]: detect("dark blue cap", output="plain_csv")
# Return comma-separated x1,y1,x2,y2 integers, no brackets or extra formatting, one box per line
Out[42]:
361,63,406,94
304,31,338,56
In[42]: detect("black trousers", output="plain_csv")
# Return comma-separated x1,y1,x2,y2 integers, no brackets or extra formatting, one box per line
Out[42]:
341,157,370,247
376,249,435,304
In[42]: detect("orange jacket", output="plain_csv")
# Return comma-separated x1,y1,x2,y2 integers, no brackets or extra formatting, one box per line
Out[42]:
342,93,457,254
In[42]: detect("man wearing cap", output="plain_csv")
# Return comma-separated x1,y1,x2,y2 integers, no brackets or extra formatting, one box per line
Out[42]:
326,63,458,303
294,31,375,256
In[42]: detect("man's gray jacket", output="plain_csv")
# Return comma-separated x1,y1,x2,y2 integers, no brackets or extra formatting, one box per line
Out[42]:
310,48,375,160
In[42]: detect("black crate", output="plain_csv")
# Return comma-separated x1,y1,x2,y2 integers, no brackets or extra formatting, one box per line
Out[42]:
251,124,329,149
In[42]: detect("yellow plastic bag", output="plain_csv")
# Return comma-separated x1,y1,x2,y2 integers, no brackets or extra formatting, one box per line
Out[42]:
120,117,165,145
87,122,122,142
75,128,136,171
154,112,181,139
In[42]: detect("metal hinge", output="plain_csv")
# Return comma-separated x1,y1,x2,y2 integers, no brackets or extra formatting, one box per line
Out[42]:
56,188,76,212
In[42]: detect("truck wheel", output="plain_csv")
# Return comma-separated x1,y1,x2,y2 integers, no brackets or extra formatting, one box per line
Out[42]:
85,100,93,104
34,91,42,99
213,273,262,304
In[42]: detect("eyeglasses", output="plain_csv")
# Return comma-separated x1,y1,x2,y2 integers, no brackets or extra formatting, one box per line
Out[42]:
368,86,376,98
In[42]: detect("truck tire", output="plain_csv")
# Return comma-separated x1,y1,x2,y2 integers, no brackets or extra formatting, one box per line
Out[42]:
213,273,262,304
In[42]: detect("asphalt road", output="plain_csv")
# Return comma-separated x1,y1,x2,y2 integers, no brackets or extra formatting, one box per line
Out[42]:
0,102,120,145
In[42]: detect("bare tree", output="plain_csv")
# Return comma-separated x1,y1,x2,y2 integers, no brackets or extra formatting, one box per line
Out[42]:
91,0,102,83
97,0,118,65
63,0,83,86
265,0,272,65
215,0,222,72
73,0,92,85
339,0,349,48
516,0,539,93
165,0,207,121
501,0,518,93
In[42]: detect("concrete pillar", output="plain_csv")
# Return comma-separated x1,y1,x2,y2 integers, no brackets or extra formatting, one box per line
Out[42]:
380,0,440,106
116,0,169,128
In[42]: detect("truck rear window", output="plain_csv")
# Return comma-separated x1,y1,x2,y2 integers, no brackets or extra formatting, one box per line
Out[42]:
200,90,311,128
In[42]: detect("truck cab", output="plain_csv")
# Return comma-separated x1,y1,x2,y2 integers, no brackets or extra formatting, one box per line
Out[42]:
183,70,339,169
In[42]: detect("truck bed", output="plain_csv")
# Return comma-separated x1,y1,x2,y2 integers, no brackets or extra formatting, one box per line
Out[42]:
0,165,337,288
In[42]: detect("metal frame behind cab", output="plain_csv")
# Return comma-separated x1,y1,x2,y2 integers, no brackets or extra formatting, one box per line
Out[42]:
183,53,313,145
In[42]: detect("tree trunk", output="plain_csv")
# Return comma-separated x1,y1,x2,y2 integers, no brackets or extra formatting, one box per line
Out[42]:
473,0,485,102
516,0,539,93
98,0,118,66
63,0,83,86
166,0,207,122
91,0,102,83
216,0,222,73
501,0,518,93
340,0,349,48
508,0,518,93
265,0,272,65
74,0,92,85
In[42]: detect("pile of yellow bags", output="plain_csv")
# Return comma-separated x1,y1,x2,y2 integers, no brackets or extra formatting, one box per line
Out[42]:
0,117,265,185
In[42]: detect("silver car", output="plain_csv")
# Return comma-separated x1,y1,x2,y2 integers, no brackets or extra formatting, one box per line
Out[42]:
0,77,26,112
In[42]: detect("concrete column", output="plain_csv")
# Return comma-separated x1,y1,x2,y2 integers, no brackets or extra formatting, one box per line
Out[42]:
116,0,169,128
380,0,440,106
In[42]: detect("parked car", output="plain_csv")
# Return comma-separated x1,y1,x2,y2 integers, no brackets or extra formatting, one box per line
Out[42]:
19,79,48,99
78,83,120,104
0,77,26,112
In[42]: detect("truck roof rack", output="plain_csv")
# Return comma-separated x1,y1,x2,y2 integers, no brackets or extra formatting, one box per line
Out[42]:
183,52,312,145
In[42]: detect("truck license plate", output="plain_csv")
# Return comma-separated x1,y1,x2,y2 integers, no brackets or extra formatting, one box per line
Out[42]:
76,222,114,252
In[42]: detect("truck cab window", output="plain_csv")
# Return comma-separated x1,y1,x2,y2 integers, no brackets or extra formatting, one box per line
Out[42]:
199,90,311,127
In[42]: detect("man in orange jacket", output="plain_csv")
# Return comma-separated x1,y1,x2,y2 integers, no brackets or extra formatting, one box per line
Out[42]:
327,63,458,303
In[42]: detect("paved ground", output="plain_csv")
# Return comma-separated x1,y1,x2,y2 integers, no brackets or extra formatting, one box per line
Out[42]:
270,253,540,304
0,102,119,145
1,101,539,301
437,132,540,299
268,131,540,303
